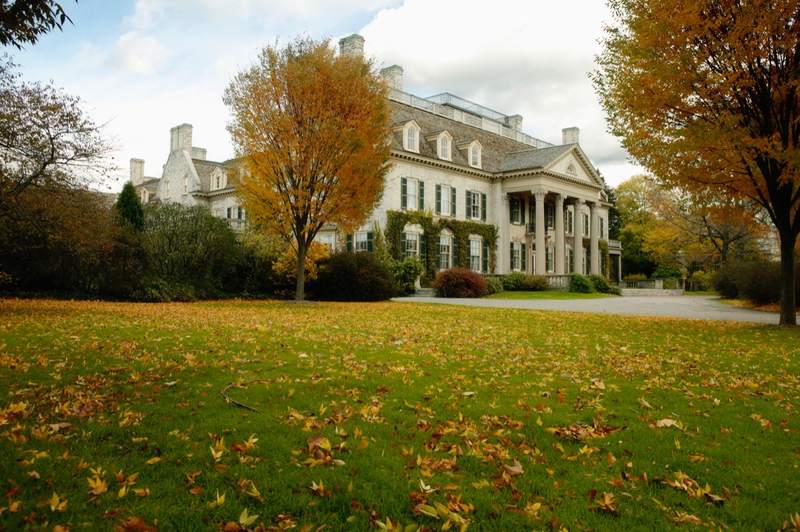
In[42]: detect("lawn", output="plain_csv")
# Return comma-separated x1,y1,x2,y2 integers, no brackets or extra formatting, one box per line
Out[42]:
485,290,610,300
0,299,798,531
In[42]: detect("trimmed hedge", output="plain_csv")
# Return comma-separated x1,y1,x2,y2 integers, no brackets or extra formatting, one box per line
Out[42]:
311,252,395,301
521,274,549,291
485,276,504,295
588,274,611,293
501,272,525,291
570,274,594,293
433,268,488,298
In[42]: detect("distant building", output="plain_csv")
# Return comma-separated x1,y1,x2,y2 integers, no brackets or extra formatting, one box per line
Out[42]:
131,34,621,279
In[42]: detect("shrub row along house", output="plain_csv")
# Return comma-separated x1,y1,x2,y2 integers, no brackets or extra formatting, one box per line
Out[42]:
131,34,622,283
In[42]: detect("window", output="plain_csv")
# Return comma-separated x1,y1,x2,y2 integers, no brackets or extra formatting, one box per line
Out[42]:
436,184,454,216
439,233,452,270
438,134,451,160
140,189,148,203
401,177,424,211
546,247,554,273
237,207,244,220
316,233,336,251
510,197,522,224
403,122,420,152
469,142,482,168
183,175,188,193
226,207,232,219
511,242,522,272
213,172,226,190
469,237,482,272
466,190,486,221
568,247,575,273
583,213,590,237
599,217,605,239
545,204,555,230
404,232,420,259
566,208,574,235
355,231,370,253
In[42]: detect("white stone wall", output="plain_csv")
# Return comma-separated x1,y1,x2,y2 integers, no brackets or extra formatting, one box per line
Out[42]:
158,150,203,206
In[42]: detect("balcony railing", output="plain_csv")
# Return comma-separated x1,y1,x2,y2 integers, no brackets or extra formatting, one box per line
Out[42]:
608,239,622,250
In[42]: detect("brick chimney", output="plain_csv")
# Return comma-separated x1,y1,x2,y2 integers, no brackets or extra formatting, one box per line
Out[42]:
339,34,364,58
130,158,144,186
170,123,193,153
562,127,580,145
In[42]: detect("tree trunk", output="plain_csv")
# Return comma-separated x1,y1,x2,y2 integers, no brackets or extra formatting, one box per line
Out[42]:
294,243,307,301
778,229,797,326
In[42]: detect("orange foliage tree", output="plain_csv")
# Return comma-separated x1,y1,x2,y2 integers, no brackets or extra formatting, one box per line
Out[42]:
224,37,392,300
594,0,800,325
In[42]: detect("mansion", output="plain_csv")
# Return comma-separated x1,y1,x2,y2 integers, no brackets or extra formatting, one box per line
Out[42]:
131,34,622,281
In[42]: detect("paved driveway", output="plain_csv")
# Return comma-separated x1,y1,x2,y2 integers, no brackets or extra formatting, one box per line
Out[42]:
393,295,779,324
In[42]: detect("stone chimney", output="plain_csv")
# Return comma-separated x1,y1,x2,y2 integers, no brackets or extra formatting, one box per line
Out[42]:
339,34,365,58
380,65,403,90
562,127,580,145
170,123,193,153
191,147,207,160
505,114,523,131
130,158,144,186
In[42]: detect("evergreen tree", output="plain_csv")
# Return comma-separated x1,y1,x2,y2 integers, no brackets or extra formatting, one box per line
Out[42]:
115,182,144,230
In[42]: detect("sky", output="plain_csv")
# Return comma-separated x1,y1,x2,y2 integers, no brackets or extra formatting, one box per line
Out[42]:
8,0,644,191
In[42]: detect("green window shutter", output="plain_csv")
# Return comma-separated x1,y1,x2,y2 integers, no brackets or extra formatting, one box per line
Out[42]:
420,234,427,266
509,198,515,223
482,241,489,273
419,181,425,210
465,191,471,219
521,243,527,271
346,234,353,252
435,184,441,214
367,232,374,252
450,187,456,217
521,202,526,224
481,193,487,222
400,177,407,210
510,242,514,269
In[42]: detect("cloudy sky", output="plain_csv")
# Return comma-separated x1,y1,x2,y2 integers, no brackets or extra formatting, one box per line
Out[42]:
9,0,643,190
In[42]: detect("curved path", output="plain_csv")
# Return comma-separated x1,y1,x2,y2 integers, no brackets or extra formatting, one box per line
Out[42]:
393,295,779,324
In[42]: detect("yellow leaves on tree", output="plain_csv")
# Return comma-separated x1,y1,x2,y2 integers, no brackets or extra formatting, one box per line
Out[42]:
272,241,329,283
224,37,392,300
594,0,800,324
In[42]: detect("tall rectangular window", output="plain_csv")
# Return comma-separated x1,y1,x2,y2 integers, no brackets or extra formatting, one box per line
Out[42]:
469,238,482,272
545,204,555,230
599,217,605,239
404,232,420,259
583,213,590,237
511,242,522,271
439,234,452,270
566,209,574,235
510,198,522,224
183,175,188,193
546,247,554,273
470,191,481,220
355,231,369,253
440,185,451,216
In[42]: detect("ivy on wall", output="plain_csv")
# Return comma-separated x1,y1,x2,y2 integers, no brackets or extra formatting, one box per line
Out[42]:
385,210,498,279
599,239,610,277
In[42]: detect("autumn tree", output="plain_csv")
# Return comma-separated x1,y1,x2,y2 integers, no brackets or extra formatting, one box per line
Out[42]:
594,0,800,325
224,37,391,300
0,0,74,48
0,56,111,217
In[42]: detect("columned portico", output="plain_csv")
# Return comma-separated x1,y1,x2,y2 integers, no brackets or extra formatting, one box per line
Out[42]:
554,194,565,274
533,190,546,275
589,201,600,275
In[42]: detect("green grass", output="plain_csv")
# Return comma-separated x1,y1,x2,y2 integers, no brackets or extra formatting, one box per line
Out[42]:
485,290,610,300
0,299,798,530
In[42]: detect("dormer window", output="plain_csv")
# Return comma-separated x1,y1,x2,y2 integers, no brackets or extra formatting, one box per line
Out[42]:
469,141,482,169
212,170,227,191
403,122,420,153
438,132,451,161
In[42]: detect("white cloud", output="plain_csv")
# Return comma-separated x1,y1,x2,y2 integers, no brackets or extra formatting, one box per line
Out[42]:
359,0,643,185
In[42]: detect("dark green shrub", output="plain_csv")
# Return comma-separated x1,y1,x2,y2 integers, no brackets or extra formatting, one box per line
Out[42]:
735,261,781,304
607,285,622,296
388,257,423,295
570,274,594,293
521,274,549,291
115,182,144,230
501,272,526,291
433,268,488,298
713,264,738,298
311,252,395,301
588,274,610,293
134,278,197,302
485,276,504,295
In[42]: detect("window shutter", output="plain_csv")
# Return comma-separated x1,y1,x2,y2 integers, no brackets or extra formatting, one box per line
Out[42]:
521,202,526,224
367,232,374,252
509,198,514,224
450,187,456,217
482,241,489,273
521,243,527,271
510,242,514,269
401,177,407,210
435,184,441,214
420,234,427,266
346,234,353,252
465,191,472,219
452,237,459,267
481,193,487,222
418,181,425,210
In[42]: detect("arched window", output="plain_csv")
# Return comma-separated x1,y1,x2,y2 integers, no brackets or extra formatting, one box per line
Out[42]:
403,122,420,153
437,132,452,161
468,141,482,168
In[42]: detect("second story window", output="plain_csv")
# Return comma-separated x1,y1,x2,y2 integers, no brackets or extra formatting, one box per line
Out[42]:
401,177,424,211
510,197,523,224
599,217,605,239
465,190,487,221
583,213,590,237
545,204,555,230
436,184,455,216
566,208,574,235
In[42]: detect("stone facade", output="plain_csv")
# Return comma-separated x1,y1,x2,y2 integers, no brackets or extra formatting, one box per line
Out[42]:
131,33,621,279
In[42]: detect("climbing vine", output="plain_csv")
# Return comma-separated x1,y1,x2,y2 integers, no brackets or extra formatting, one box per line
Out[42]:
385,210,498,280
599,239,610,278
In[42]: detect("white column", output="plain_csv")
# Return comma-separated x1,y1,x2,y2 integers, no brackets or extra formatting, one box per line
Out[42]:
554,193,565,274
573,198,584,274
534,190,546,275
493,183,509,274
590,201,600,275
